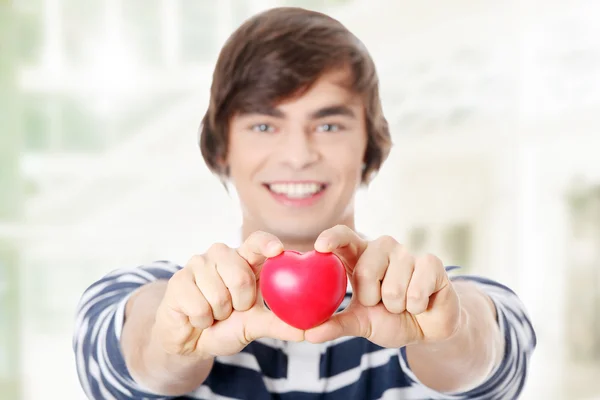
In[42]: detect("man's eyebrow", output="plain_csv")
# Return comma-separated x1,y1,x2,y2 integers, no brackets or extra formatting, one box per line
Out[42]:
237,106,285,118
309,105,356,119
237,104,356,119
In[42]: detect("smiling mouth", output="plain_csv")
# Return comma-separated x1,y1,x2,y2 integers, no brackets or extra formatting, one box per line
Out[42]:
264,182,328,199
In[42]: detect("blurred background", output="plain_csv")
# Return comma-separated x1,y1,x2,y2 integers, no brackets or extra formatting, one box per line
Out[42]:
1,0,599,398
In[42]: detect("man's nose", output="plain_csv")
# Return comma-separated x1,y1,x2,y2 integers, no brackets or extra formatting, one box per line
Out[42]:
280,130,320,170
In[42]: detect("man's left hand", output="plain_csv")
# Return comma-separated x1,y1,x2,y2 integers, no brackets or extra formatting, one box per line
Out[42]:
305,225,461,348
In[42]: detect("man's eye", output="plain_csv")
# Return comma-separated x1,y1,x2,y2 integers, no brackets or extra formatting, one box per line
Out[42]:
251,124,275,133
316,123,341,133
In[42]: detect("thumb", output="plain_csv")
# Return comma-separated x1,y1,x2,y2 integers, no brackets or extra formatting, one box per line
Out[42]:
244,306,305,342
304,303,367,343
243,281,304,343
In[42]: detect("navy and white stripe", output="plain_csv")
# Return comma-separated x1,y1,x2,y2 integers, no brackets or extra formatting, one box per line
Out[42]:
73,261,536,399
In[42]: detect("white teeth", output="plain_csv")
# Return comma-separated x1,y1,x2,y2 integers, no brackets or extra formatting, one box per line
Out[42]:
268,183,323,198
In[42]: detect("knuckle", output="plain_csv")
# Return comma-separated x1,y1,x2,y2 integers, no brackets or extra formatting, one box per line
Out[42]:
168,268,192,288
336,224,354,238
186,254,206,269
246,230,279,253
187,302,212,320
333,224,349,232
421,253,443,268
207,242,230,256
392,246,414,264
213,294,232,310
249,230,266,238
407,288,423,301
354,267,379,281
249,230,271,244
322,224,346,239
229,271,255,291
377,235,399,249
381,285,405,300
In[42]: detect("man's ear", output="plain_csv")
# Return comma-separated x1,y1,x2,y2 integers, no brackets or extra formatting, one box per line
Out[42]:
215,154,229,177
215,158,230,192
360,159,372,186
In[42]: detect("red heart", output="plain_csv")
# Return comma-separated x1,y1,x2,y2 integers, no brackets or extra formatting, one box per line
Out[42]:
259,250,347,330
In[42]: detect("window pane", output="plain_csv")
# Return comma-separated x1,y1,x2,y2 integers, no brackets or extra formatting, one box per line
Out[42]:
442,223,473,270
122,0,163,66
566,185,600,362
179,0,218,63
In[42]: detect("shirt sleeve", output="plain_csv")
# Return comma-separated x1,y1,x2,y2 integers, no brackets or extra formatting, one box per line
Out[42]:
73,260,182,400
398,273,537,400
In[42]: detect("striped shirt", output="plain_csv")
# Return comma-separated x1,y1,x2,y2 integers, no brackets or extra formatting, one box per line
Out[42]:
73,261,536,399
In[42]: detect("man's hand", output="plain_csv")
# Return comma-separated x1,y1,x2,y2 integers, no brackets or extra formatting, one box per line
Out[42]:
304,225,461,348
154,231,305,359
123,231,305,396
305,225,505,393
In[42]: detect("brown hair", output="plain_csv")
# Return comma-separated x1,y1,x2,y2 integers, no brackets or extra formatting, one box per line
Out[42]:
199,7,392,183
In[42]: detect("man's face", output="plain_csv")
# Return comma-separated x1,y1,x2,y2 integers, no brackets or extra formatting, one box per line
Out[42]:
226,69,368,243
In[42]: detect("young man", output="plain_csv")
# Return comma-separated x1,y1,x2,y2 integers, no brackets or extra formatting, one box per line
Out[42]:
74,7,536,400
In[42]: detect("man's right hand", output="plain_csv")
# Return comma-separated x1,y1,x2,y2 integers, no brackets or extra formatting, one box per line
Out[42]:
152,231,304,359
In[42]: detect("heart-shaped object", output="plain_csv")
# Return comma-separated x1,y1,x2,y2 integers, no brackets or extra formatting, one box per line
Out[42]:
260,250,347,330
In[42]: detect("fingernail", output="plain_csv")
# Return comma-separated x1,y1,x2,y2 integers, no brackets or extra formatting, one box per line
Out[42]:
267,241,283,254
315,238,329,252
